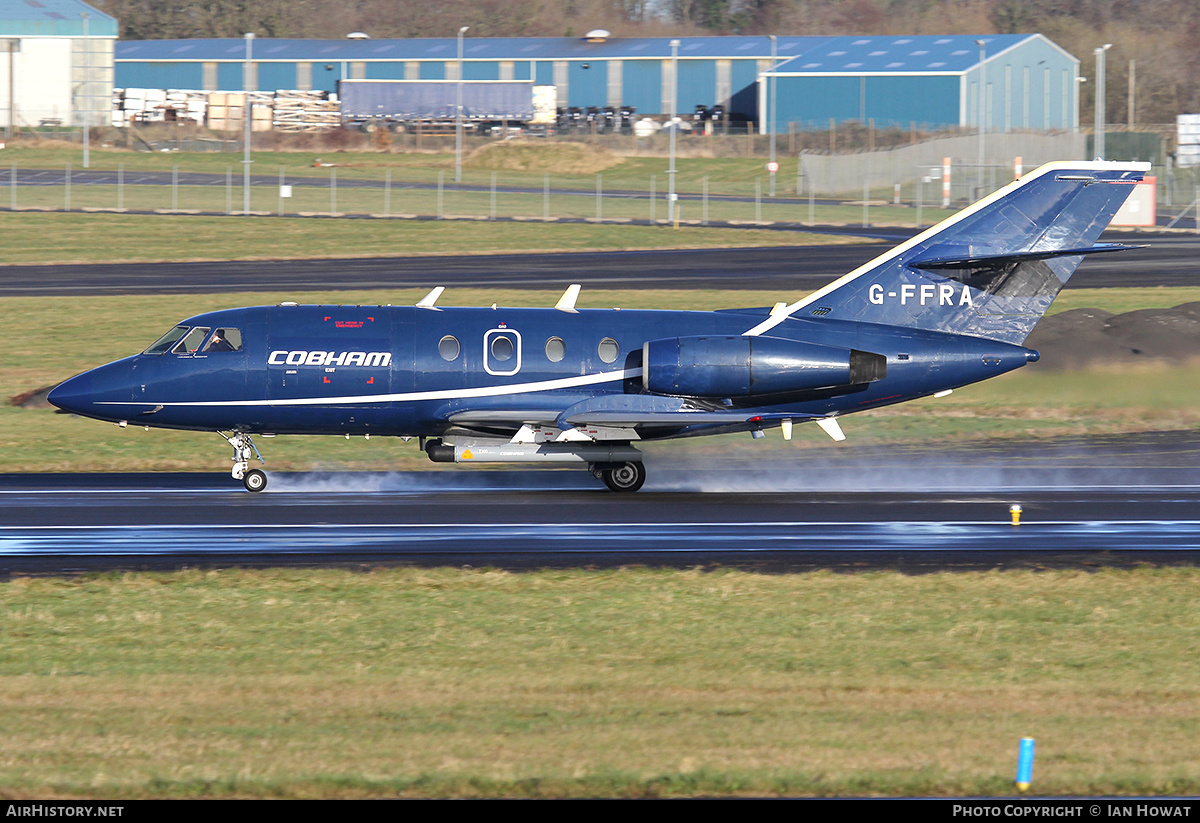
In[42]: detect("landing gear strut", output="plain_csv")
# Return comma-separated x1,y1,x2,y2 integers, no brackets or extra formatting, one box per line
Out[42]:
220,432,267,492
591,460,647,493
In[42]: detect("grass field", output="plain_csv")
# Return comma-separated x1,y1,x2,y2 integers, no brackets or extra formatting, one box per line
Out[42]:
3,566,1199,798
0,211,851,266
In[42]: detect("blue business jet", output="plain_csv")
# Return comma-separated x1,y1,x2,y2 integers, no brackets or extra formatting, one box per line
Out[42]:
49,161,1148,492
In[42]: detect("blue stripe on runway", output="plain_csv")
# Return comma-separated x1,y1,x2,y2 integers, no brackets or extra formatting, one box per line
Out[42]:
3,521,1200,555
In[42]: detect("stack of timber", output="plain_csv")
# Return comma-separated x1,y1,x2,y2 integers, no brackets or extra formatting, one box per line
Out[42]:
206,91,274,132
112,89,340,133
271,90,340,133
114,89,208,126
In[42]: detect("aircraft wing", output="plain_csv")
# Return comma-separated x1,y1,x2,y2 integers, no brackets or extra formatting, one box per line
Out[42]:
447,396,822,436
557,395,821,430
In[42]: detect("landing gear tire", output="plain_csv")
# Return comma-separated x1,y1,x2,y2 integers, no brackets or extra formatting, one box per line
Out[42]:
243,469,268,493
601,461,646,493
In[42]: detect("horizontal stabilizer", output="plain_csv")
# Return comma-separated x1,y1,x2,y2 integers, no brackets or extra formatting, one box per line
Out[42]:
909,243,1144,272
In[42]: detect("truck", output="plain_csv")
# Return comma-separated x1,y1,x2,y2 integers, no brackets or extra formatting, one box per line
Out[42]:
339,79,556,134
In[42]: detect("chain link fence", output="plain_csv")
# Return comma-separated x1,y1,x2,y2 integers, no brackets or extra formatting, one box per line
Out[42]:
4,130,1195,230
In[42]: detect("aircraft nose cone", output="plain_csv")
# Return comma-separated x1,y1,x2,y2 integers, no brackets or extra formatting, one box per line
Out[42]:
47,360,138,421
47,372,94,415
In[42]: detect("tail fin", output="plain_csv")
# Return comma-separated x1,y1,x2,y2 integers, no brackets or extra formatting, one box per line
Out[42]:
748,161,1149,344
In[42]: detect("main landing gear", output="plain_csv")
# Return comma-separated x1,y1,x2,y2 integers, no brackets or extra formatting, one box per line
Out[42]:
220,432,267,493
590,460,647,493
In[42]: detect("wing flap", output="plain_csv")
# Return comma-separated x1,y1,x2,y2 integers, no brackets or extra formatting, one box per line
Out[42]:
448,409,563,426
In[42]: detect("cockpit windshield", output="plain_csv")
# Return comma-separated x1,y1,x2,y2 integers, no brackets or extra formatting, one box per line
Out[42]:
142,326,214,355
143,325,190,355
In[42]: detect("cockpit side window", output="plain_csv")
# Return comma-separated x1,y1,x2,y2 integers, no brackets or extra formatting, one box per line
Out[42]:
171,327,211,355
203,328,243,353
143,325,190,355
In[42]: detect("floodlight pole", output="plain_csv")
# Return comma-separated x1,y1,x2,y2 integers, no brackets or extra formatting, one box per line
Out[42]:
768,34,776,196
243,32,255,216
1094,43,1112,159
456,26,469,183
667,38,679,223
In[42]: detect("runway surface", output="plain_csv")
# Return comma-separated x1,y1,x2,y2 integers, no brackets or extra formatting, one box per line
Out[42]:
3,432,1198,574
0,231,1195,295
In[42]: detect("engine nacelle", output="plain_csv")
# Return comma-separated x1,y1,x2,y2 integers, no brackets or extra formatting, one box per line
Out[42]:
642,335,886,398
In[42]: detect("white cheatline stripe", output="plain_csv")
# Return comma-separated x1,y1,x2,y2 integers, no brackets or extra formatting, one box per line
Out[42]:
98,367,642,408
742,160,1151,339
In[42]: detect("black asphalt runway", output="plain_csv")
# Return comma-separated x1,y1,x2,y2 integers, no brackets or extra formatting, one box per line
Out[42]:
0,231,1195,295
3,432,1198,575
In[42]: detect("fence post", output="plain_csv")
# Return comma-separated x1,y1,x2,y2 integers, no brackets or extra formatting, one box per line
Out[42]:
9,163,15,210
916,174,923,229
862,157,869,228
808,169,815,225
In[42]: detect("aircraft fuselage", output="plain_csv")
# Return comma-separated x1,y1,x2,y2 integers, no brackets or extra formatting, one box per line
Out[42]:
50,302,1036,438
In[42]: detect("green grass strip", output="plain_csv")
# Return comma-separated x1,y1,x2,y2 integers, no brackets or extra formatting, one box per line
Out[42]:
2,566,1199,798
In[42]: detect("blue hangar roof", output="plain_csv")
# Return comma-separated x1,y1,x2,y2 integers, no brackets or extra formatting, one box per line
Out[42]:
116,35,830,63
0,0,117,37
772,34,1065,75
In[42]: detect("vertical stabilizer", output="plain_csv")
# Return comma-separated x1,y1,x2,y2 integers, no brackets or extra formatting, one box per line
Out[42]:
746,161,1149,344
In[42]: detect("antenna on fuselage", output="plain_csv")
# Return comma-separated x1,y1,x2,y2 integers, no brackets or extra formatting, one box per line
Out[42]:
555,284,582,313
416,286,445,310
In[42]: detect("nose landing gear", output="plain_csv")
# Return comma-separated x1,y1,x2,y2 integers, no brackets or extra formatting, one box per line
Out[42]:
220,432,267,492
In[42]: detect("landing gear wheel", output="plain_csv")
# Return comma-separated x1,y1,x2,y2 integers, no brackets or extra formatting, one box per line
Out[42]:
243,469,268,493
602,461,646,493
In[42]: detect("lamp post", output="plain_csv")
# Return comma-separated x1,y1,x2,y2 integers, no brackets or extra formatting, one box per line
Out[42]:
80,11,89,168
667,38,679,223
243,32,254,215
455,26,469,183
1094,43,1112,159
768,34,777,196
975,39,986,184
3,37,14,141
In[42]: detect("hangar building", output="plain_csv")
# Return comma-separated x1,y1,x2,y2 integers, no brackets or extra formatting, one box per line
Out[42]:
0,0,115,130
762,34,1079,133
113,32,1080,133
